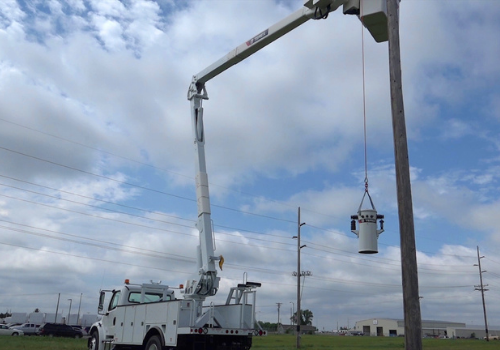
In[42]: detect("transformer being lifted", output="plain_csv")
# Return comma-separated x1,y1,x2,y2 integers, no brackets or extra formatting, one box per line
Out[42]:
88,1,388,349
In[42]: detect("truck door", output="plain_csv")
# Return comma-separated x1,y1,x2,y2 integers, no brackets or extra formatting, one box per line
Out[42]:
102,291,122,340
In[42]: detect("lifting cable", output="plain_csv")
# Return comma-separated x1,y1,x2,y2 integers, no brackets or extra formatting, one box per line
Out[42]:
358,4,376,213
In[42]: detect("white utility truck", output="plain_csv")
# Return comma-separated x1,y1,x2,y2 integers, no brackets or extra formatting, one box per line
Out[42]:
88,1,388,349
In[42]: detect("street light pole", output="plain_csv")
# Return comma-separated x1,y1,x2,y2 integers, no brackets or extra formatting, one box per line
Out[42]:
77,293,82,325
276,303,282,333
67,299,72,325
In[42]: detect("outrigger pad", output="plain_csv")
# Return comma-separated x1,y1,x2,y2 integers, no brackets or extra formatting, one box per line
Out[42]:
245,282,261,287
236,281,261,288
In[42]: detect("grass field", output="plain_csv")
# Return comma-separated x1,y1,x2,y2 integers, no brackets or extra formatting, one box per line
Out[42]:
254,334,497,349
0,334,497,350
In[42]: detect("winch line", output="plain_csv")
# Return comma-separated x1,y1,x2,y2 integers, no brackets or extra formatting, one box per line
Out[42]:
357,2,376,212
361,5,369,192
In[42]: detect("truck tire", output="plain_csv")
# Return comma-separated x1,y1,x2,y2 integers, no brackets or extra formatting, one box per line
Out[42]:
88,331,99,350
11,332,19,336
145,335,162,350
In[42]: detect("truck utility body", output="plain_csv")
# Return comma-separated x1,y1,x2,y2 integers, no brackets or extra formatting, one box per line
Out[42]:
88,1,387,349
89,281,260,349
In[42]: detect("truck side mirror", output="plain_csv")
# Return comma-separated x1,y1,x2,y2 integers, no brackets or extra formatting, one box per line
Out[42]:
98,291,106,315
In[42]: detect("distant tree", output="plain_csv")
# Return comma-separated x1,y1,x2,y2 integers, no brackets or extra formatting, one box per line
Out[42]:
302,309,313,326
291,309,314,326
257,321,278,331
0,311,12,319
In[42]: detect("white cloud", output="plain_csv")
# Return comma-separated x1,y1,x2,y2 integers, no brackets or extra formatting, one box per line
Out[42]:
91,15,126,51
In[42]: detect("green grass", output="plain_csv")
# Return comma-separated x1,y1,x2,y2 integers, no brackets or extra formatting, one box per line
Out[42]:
0,336,86,350
253,334,497,350
0,334,497,350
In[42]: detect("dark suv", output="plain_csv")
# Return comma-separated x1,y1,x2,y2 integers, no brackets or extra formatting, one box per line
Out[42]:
38,323,83,338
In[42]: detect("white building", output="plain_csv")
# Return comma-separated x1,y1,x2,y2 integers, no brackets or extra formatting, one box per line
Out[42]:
28,312,45,325
44,313,64,323
5,312,28,324
354,318,466,337
81,314,100,328
446,325,500,339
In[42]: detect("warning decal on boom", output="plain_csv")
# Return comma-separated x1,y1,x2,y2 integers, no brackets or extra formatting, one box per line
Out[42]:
246,29,269,46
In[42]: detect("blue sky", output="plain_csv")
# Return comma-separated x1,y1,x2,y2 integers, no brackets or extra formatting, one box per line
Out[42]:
0,0,500,332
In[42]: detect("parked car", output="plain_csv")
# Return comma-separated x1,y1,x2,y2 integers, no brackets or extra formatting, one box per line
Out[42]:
349,331,364,336
10,323,39,336
5,323,22,328
0,324,24,336
38,323,83,338
484,335,499,340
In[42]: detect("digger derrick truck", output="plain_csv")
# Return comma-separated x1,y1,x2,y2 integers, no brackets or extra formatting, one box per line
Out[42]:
88,1,388,349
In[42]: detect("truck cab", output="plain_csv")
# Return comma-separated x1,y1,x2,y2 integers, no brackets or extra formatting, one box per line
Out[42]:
89,281,176,350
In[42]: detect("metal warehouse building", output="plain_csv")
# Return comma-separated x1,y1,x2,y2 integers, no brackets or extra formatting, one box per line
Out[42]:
446,326,500,339
354,318,466,337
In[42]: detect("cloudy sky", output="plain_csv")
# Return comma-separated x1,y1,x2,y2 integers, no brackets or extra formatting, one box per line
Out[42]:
1,0,500,331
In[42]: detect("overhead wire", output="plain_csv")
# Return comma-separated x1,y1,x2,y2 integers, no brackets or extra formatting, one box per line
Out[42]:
0,122,484,275
0,114,487,259
0,218,474,279
0,117,330,220
0,145,295,224
0,173,196,224
0,183,476,274
0,173,478,272
0,239,473,291
0,119,483,259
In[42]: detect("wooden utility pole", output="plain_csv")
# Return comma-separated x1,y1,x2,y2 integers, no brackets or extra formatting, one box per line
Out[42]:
276,302,282,332
295,207,306,348
386,0,422,349
54,293,60,323
474,246,489,341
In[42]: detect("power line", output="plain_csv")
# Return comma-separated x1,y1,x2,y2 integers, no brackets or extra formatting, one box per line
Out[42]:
0,117,347,221
0,182,478,276
0,119,489,259
0,145,481,261
0,181,478,274
0,145,295,224
0,240,473,292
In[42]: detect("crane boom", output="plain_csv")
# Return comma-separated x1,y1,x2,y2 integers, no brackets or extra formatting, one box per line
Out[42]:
192,7,312,88
185,0,388,300
189,0,348,95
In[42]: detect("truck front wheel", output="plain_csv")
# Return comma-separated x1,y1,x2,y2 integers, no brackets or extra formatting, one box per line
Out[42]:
88,331,99,350
145,335,162,350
